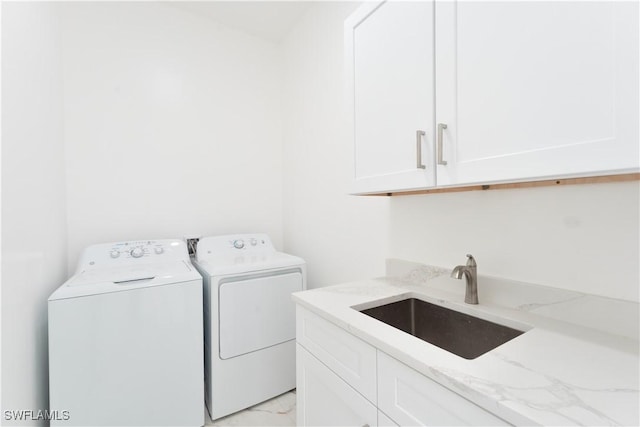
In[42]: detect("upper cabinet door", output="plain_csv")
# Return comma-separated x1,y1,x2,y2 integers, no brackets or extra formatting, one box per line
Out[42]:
346,0,435,194
435,1,639,187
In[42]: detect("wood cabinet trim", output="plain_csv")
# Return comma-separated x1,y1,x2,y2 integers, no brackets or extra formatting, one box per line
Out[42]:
359,172,640,197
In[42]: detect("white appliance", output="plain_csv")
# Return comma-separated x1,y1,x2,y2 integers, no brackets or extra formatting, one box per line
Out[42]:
192,234,306,421
48,239,204,427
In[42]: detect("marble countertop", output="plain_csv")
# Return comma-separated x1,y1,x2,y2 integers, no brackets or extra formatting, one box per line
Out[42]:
292,261,639,426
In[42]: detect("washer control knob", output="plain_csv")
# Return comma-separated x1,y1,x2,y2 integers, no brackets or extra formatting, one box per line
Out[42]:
233,239,245,249
250,238,258,246
154,246,164,255
130,247,144,258
110,250,120,259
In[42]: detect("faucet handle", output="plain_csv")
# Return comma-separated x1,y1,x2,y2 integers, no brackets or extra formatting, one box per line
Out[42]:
465,254,477,267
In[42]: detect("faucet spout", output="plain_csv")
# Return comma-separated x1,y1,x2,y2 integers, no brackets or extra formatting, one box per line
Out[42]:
451,255,479,304
450,265,465,279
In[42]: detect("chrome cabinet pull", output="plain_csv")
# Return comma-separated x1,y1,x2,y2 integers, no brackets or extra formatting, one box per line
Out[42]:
416,130,426,169
437,123,448,165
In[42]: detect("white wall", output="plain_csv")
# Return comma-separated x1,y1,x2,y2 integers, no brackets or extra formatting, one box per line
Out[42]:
1,3,67,424
389,181,640,303
60,3,284,269
281,2,390,289
280,2,640,303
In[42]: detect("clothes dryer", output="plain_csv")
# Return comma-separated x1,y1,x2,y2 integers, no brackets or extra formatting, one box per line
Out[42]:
192,234,306,421
48,239,204,426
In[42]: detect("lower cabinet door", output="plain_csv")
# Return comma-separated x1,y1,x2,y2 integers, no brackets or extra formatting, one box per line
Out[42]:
297,344,377,427
377,351,510,426
378,411,399,427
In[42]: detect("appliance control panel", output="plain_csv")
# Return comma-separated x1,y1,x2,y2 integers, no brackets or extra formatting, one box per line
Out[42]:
107,240,167,260
75,239,189,272
196,234,275,260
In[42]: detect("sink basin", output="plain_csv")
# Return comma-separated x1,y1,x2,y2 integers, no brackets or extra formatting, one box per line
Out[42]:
359,298,524,359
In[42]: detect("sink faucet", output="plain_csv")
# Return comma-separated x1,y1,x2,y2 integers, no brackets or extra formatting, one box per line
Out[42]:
451,254,479,304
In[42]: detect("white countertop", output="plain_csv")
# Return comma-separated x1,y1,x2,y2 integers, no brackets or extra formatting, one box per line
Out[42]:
292,261,639,426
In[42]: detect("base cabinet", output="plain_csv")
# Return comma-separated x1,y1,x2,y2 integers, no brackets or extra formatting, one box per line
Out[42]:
296,306,513,426
377,352,509,426
378,411,398,427
297,344,377,427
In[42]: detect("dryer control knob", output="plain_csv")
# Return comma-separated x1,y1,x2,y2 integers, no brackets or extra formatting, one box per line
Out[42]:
250,238,257,246
130,247,144,258
233,239,245,249
110,250,120,259
154,246,164,254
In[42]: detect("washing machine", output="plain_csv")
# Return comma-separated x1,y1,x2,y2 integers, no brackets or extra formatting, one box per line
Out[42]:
192,234,306,421
48,239,204,427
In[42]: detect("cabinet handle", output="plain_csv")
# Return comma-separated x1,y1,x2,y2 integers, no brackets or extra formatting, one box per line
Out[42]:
416,130,426,169
437,123,448,165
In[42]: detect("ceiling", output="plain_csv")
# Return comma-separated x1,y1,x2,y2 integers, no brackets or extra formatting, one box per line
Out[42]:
167,1,316,43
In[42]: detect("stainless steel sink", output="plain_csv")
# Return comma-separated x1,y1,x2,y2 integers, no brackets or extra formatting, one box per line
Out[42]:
359,298,524,359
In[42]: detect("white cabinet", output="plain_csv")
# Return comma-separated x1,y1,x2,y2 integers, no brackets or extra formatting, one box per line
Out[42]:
435,1,639,186
345,0,436,194
295,305,512,426
296,306,377,402
346,0,639,194
297,344,377,427
378,411,398,427
296,307,378,426
377,352,509,426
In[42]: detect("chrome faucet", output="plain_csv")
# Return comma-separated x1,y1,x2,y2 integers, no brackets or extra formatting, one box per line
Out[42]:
451,254,479,304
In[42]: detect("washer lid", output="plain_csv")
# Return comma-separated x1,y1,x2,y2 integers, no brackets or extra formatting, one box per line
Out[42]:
49,261,200,301
195,252,305,276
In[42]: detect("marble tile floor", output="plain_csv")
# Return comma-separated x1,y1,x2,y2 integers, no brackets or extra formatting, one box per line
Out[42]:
206,390,296,426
